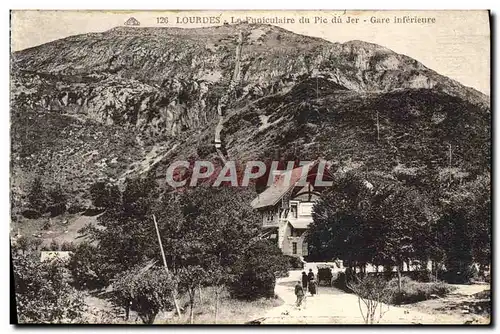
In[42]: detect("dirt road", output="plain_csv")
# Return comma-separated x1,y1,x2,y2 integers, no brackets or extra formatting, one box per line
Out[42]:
252,267,490,325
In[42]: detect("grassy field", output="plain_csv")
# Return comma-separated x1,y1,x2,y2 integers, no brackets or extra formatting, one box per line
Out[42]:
164,287,283,325
81,286,283,325
11,212,98,248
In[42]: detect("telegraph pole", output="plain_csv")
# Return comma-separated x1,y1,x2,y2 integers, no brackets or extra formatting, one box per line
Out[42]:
153,214,181,318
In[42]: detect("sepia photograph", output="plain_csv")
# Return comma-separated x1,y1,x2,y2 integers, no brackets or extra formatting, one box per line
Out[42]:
9,9,491,325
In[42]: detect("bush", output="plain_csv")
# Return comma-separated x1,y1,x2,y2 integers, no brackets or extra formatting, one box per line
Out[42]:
21,209,42,219
229,240,289,300
231,269,276,300
49,239,60,251
27,177,47,214
12,252,85,323
333,269,358,292
439,265,479,284
68,242,110,290
48,203,66,217
112,266,176,324
347,275,393,324
285,255,304,269
60,241,75,251
388,277,454,305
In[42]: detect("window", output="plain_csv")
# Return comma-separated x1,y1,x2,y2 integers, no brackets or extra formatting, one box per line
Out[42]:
292,242,297,255
290,203,298,218
302,242,308,256
300,203,314,216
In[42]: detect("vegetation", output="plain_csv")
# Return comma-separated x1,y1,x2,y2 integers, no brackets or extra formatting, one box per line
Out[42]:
347,275,393,324
74,176,288,323
112,266,176,324
388,277,454,305
307,170,491,290
12,250,85,323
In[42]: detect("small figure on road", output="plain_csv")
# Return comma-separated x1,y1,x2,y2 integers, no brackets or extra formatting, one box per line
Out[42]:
294,280,305,307
309,279,317,296
308,268,315,282
301,271,308,289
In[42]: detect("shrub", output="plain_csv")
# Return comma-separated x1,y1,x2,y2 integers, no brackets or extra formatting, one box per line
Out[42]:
285,255,304,269
347,275,393,324
231,269,276,300
229,240,289,300
27,177,47,214
12,252,85,323
13,236,43,254
60,241,75,251
68,242,110,290
21,209,42,219
333,269,357,292
439,265,479,284
48,203,66,217
49,239,60,251
112,266,176,324
388,276,454,305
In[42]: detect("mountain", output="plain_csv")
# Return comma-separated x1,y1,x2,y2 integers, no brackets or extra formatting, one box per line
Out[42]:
10,23,490,210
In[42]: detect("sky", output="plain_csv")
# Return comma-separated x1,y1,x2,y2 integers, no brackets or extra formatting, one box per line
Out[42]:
10,10,490,95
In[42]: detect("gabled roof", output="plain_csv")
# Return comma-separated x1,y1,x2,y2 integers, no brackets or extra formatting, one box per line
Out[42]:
251,159,330,209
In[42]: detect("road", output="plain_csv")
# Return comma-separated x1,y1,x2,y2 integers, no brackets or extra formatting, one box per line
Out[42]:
252,266,488,325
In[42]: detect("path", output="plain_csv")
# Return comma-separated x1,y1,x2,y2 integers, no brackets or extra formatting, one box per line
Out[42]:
253,265,489,325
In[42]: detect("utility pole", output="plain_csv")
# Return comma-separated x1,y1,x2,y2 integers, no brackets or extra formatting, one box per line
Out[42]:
153,214,181,318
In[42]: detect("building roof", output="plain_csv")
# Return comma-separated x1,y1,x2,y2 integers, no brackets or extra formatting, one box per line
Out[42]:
251,159,330,209
289,218,312,229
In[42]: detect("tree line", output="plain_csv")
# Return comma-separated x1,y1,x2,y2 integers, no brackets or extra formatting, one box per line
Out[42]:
306,170,491,290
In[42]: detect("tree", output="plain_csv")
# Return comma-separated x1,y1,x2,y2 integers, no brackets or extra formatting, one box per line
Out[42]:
347,275,393,324
307,172,380,268
89,180,121,209
307,172,437,291
177,265,210,324
68,242,110,290
371,186,437,292
230,239,289,300
112,266,176,324
27,177,47,213
435,173,491,283
47,183,67,216
49,239,60,251
12,252,85,323
81,176,160,279
80,176,283,319
13,236,42,255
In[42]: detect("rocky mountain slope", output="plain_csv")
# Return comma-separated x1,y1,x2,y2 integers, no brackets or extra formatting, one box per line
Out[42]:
10,23,490,209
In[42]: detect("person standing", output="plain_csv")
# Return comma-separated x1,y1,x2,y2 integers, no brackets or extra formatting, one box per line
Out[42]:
301,271,308,290
309,278,317,296
307,268,315,282
294,281,305,307
308,268,316,296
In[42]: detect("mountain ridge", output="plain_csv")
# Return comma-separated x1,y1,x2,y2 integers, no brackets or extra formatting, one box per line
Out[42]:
10,23,490,210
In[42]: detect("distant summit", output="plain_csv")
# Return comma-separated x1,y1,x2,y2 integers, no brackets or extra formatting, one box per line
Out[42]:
124,17,140,26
